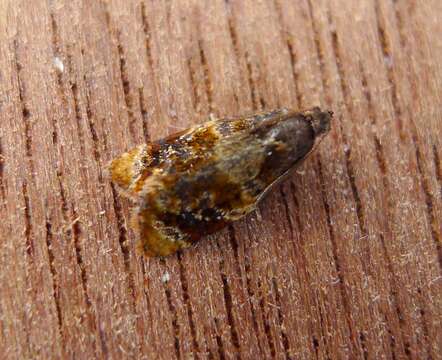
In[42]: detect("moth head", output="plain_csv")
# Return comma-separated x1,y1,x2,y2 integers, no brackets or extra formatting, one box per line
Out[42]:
305,107,333,139
253,107,332,150
255,107,332,180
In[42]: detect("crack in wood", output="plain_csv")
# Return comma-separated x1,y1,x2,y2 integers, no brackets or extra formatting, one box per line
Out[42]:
244,51,267,112
176,253,200,358
140,1,155,72
13,40,34,176
271,278,291,360
272,0,303,109
138,88,151,142
241,227,266,356
286,39,303,109
110,185,137,309
163,283,181,360
278,187,295,241
288,183,303,233
312,299,333,360
71,207,91,309
97,313,109,359
227,14,240,65
103,4,138,142
85,100,101,164
225,7,241,109
198,40,214,114
379,233,412,359
187,58,201,113
411,130,441,270
432,143,442,269
226,226,240,275
139,1,162,137
83,72,110,172
244,51,262,112
21,180,34,258
383,311,398,360
45,218,63,333
373,1,405,142
214,317,227,360
0,138,5,200
390,0,406,49
217,252,241,359
56,173,69,221
139,260,157,353
69,80,86,157
433,146,441,196
70,204,100,358
257,280,276,359
359,332,369,360
116,35,137,141
306,0,328,105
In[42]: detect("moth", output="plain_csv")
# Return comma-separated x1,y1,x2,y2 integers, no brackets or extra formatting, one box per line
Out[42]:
108,107,332,257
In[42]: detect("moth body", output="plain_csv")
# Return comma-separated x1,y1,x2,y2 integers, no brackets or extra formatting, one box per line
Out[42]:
109,107,332,256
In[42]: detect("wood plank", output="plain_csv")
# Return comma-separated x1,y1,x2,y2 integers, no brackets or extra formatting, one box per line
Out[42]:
0,0,440,358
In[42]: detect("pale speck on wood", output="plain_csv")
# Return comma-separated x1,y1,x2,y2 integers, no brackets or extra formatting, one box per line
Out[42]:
53,57,64,72
161,272,170,283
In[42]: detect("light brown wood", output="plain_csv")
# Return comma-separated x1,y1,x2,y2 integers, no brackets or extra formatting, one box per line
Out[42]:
0,0,441,359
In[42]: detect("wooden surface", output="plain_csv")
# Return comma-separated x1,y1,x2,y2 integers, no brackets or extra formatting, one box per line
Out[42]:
1,0,441,359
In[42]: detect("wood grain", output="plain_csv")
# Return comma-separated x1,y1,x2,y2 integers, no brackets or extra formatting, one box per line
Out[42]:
0,0,441,359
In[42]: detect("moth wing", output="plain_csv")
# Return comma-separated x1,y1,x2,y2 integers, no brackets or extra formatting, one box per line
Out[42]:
107,144,159,199
132,203,192,257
